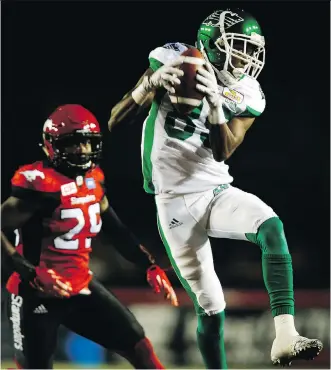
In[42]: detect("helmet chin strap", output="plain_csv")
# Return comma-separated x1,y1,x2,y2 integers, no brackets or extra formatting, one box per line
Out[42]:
40,144,49,157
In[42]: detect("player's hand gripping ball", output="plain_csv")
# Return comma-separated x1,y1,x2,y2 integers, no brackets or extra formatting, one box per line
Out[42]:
147,265,179,307
169,47,206,115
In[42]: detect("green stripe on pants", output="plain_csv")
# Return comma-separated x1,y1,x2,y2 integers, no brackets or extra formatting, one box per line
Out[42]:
157,214,205,315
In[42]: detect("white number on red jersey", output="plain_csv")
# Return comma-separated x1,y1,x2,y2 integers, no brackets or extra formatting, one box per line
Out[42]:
54,203,102,250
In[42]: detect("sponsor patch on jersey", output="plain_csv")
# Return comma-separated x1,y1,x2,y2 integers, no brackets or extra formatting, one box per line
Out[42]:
61,182,77,196
223,98,237,113
85,178,96,189
20,170,45,182
222,87,244,104
71,194,96,205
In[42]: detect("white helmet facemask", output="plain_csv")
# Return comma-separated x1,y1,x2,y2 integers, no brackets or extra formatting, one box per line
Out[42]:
215,10,265,80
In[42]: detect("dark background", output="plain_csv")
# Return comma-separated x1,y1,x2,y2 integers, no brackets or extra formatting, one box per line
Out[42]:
2,1,330,289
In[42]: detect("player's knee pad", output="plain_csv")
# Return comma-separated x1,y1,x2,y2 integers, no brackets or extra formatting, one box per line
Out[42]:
195,286,226,316
173,246,226,315
187,270,226,316
256,217,289,255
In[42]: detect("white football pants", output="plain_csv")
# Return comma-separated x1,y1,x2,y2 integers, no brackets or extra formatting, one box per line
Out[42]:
156,185,277,315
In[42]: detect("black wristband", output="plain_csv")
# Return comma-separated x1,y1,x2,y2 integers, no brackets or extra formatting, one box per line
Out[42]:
10,252,36,282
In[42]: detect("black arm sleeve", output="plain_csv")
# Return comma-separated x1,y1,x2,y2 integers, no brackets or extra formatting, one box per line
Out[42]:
11,186,47,202
101,206,155,269
3,187,59,280
11,186,60,206
9,252,36,281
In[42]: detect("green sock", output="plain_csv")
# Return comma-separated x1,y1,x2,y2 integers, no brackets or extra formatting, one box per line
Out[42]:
196,311,228,369
262,253,295,316
246,217,295,317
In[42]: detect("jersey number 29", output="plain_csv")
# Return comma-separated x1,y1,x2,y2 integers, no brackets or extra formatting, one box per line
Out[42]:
54,203,102,250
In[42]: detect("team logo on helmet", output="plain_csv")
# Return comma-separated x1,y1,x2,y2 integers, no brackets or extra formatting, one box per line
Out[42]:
81,122,97,131
43,119,59,132
202,10,244,29
42,105,102,171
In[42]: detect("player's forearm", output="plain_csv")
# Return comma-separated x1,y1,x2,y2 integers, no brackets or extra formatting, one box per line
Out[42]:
108,69,155,131
1,230,36,280
1,230,17,256
209,123,242,162
1,196,39,280
101,207,155,269
108,95,144,131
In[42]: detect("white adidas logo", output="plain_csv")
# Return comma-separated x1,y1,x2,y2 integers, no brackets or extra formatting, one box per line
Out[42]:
33,304,48,314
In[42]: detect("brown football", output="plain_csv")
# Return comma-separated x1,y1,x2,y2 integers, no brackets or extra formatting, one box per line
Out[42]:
169,47,206,115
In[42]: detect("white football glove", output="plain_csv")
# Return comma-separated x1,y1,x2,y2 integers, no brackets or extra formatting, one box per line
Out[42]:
132,58,184,105
146,58,184,93
196,62,228,125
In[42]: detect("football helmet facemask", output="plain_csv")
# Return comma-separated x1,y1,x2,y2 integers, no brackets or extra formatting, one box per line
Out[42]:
197,9,265,81
42,104,102,171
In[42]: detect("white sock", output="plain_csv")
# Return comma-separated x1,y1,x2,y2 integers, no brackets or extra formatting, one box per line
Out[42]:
274,314,299,337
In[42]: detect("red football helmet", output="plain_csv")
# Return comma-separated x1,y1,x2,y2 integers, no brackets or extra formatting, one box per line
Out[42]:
42,104,102,170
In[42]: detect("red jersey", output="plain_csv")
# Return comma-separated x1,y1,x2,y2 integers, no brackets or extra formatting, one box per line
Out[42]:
6,161,105,295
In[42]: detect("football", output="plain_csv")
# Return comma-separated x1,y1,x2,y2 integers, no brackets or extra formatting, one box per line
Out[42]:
169,47,206,115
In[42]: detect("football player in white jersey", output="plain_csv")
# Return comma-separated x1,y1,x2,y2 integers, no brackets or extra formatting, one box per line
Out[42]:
108,8,323,368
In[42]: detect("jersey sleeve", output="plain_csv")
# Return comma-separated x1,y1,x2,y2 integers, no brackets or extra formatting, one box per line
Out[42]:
10,163,55,204
237,78,266,118
148,42,188,71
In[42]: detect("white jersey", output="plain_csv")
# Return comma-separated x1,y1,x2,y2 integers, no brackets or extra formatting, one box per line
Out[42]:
141,42,266,195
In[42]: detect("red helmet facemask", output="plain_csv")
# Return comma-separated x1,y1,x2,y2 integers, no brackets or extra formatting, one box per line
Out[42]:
42,104,102,171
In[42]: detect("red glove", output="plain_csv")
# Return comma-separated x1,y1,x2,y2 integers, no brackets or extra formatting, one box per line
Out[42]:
147,265,178,307
31,267,73,298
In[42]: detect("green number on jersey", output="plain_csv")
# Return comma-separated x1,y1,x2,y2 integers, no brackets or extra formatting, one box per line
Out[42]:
164,103,211,148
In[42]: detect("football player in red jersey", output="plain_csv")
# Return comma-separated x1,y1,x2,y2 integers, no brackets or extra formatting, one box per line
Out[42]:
1,104,178,369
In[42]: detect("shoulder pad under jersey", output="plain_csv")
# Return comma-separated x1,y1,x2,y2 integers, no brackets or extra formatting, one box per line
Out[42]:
88,166,105,187
220,75,266,120
11,161,59,192
235,75,266,118
148,42,188,71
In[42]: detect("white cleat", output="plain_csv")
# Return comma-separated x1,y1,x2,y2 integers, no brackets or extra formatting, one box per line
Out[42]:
271,335,323,366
